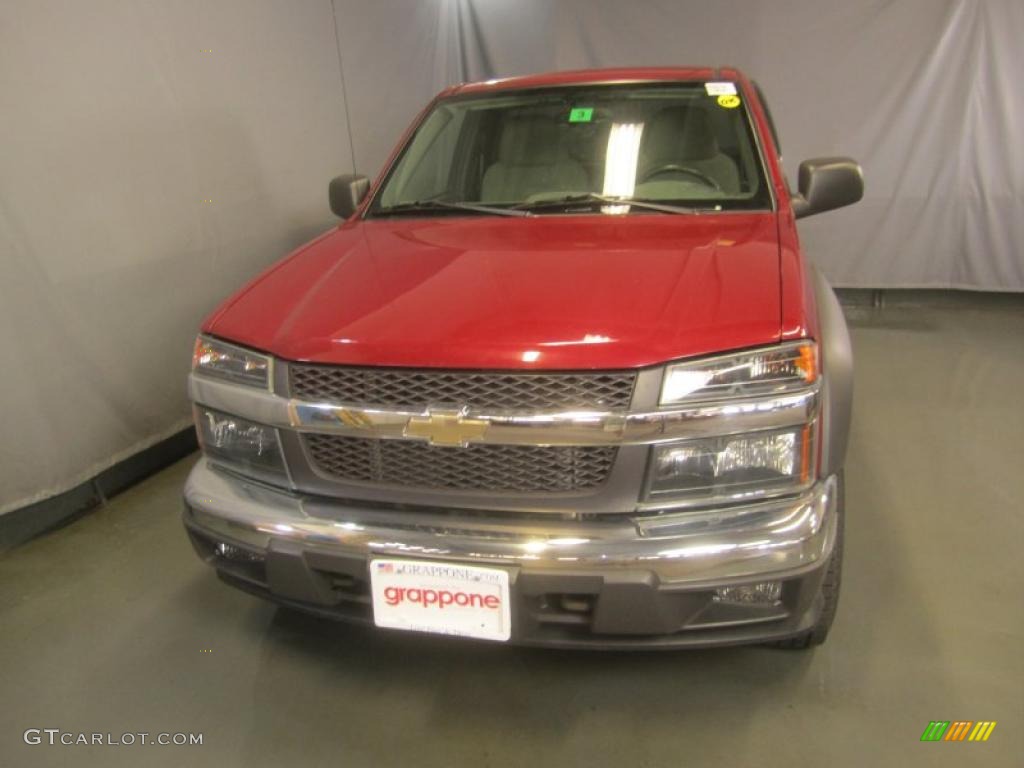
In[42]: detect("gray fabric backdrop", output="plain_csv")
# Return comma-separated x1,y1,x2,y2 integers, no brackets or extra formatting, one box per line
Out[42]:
0,0,352,513
1,0,1021,513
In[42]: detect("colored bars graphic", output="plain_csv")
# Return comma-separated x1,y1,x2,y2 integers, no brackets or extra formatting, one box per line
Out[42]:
920,721,996,742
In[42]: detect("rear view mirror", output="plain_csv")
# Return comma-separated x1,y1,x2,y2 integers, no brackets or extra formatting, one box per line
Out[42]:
791,158,864,219
329,174,370,219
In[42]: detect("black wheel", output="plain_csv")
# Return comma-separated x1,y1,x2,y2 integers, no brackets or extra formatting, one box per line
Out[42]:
769,471,844,650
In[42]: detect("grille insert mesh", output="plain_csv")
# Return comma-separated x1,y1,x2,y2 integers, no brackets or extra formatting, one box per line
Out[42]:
289,366,636,411
304,435,617,493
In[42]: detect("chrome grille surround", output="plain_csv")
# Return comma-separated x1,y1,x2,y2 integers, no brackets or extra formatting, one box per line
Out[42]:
287,365,636,494
289,365,637,411
304,434,618,493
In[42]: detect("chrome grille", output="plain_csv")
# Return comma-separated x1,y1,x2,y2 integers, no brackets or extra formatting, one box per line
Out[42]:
304,435,618,493
289,365,636,411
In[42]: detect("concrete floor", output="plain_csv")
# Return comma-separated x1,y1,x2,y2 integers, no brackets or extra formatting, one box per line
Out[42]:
1,297,1022,768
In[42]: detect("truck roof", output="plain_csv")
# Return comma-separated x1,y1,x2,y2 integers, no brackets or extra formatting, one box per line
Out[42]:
445,66,745,97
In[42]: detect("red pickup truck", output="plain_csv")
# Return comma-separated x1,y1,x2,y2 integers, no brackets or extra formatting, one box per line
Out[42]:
184,67,862,649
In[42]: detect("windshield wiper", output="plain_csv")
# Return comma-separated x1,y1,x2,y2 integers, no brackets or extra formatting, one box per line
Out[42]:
514,193,698,215
376,200,531,217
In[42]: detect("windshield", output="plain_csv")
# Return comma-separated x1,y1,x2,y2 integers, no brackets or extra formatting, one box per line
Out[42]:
370,82,771,216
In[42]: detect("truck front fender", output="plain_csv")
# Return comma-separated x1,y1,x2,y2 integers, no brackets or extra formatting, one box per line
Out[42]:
811,265,853,477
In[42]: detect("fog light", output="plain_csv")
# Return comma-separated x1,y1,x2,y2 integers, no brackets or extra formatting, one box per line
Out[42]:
215,541,264,563
714,581,782,605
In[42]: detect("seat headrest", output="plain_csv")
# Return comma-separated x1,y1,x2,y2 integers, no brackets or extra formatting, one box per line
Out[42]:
641,106,720,167
497,116,561,166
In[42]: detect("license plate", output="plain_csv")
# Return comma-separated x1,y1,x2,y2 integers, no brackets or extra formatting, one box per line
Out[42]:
369,559,511,642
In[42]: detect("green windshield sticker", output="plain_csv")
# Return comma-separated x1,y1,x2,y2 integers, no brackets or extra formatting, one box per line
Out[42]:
569,107,594,123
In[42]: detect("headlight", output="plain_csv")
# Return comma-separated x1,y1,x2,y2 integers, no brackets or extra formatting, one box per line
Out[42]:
194,406,289,485
646,425,815,503
660,342,817,405
193,336,271,389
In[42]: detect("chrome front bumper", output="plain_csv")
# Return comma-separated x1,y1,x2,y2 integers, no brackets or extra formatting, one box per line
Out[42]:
184,459,838,647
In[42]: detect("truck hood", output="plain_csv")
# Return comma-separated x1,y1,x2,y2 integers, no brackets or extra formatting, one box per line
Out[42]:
205,214,782,370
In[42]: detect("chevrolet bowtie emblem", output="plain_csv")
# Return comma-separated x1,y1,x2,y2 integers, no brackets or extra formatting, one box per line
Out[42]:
404,408,489,447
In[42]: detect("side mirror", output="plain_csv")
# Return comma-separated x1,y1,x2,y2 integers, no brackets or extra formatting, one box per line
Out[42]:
791,157,864,219
329,174,370,219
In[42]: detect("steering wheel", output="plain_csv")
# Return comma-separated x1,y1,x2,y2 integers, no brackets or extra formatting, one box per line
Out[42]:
639,164,721,191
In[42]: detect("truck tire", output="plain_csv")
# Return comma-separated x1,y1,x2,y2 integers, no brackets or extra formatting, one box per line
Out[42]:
769,471,845,650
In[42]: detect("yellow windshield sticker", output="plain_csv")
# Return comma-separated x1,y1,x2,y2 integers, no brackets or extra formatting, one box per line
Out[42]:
717,94,741,109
